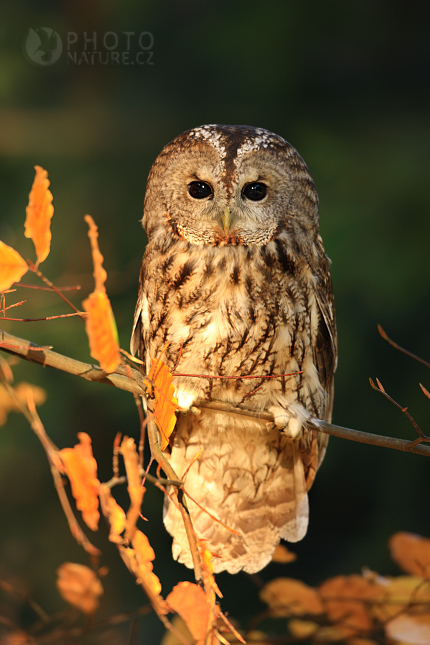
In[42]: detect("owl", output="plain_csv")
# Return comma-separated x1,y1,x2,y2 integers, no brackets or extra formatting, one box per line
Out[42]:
131,125,337,574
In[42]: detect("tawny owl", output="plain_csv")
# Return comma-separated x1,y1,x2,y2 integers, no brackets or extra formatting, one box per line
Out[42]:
131,125,337,574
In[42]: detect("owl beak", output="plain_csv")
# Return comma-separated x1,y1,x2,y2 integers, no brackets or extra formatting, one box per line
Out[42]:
221,207,233,235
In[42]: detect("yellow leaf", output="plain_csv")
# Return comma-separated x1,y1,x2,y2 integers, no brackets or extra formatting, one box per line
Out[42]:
56,562,103,615
0,241,28,292
373,576,430,622
148,355,178,450
24,166,54,265
60,432,100,531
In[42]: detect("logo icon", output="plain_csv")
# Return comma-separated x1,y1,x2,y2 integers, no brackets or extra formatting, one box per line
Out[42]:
24,28,62,66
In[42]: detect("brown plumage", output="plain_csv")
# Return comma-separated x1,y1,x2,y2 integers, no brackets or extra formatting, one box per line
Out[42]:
131,125,337,574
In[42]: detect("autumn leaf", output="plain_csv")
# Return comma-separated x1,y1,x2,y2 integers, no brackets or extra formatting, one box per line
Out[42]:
385,612,430,645
260,578,324,618
0,241,28,293
56,562,103,615
148,354,178,450
389,532,430,577
319,574,385,636
120,529,165,613
24,166,54,266
0,382,46,426
60,432,100,531
166,581,220,643
82,215,120,374
271,544,297,564
99,484,126,543
373,575,430,622
120,436,145,541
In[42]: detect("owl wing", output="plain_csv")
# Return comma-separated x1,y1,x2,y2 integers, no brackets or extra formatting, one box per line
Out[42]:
300,238,337,491
313,237,338,418
130,260,147,360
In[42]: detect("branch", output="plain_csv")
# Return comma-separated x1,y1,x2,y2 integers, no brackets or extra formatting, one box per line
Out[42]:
0,328,147,395
2,328,430,458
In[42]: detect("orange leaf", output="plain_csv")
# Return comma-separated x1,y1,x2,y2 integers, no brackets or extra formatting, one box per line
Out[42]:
60,432,100,531
0,382,46,426
389,532,430,577
148,355,178,450
0,241,28,292
82,215,120,374
167,581,220,643
24,166,54,265
319,575,385,636
83,290,120,374
272,544,297,564
120,436,145,541
260,578,324,617
120,530,164,609
99,484,126,543
56,562,103,615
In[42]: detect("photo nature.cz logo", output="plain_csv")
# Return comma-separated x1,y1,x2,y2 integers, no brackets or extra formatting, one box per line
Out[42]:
23,28,154,66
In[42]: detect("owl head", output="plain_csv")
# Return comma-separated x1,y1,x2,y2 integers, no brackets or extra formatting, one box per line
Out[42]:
143,124,319,252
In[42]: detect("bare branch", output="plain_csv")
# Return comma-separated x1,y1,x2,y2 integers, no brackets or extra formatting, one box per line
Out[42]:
2,328,430,458
378,324,430,369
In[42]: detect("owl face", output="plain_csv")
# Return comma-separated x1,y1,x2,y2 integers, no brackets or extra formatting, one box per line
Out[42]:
143,124,319,248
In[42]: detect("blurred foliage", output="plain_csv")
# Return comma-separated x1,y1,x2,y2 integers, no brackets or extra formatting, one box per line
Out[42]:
1,0,430,643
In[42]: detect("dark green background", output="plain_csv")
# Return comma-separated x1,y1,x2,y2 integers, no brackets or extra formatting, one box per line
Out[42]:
1,1,430,643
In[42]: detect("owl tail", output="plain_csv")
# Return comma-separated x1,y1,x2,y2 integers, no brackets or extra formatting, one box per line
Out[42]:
162,409,311,574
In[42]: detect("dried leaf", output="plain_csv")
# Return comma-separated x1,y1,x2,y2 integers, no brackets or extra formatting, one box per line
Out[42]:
260,578,324,617
148,355,178,450
385,612,430,645
0,382,46,426
24,166,54,265
56,562,103,615
99,484,126,543
0,241,28,292
319,575,385,636
288,619,318,639
120,530,163,606
120,436,145,541
82,215,120,374
389,532,430,577
60,432,100,531
271,544,297,564
373,575,430,622
167,581,220,643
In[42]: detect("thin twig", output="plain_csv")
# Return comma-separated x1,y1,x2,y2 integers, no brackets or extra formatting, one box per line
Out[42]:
0,366,100,558
27,262,85,319
15,282,82,292
378,324,430,369
369,377,430,449
1,312,86,322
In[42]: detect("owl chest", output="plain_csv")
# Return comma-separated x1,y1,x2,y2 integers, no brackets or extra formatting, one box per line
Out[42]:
144,249,317,381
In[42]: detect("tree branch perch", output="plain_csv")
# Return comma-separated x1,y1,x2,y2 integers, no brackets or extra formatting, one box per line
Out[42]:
1,328,429,458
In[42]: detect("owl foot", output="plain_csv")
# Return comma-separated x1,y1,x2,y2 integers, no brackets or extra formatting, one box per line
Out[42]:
268,403,311,440
175,389,198,413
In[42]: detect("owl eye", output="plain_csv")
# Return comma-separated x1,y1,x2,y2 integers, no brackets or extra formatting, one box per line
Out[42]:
242,182,267,201
188,181,213,199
